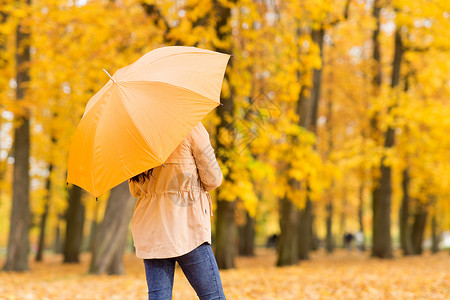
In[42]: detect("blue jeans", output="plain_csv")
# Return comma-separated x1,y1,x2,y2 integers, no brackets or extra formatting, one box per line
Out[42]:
144,242,226,300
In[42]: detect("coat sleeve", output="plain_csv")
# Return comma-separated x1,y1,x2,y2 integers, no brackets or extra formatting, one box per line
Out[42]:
128,180,140,198
189,123,223,192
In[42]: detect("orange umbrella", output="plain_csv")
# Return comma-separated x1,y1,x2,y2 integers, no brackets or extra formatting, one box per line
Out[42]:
67,46,230,197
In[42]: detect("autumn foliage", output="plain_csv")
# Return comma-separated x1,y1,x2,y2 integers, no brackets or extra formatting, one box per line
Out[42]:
0,0,449,294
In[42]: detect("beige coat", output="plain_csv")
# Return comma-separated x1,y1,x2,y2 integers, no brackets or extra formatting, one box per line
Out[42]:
128,122,223,259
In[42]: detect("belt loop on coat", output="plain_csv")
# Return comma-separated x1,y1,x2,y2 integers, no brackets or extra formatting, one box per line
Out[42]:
206,191,213,216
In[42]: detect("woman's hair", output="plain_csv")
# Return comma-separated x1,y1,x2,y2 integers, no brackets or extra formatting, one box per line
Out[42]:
130,169,153,183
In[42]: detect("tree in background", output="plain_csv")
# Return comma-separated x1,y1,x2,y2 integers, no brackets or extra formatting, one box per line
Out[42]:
3,0,31,272
63,185,84,263
89,182,135,275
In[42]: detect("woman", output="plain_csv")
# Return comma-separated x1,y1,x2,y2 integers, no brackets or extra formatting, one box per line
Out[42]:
129,122,226,300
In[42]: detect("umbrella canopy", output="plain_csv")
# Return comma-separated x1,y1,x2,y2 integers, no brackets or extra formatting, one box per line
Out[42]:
67,46,230,197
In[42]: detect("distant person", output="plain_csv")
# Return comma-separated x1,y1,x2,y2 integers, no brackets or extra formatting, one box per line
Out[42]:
266,234,279,250
129,123,226,299
344,232,354,251
354,230,365,252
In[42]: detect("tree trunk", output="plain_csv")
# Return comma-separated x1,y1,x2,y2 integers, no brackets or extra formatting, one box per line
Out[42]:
390,30,403,89
298,199,312,260
212,0,237,270
296,27,324,262
88,203,100,252
36,164,53,262
357,182,366,251
411,205,428,255
325,97,335,253
276,193,298,266
277,175,300,266
89,182,135,275
369,0,383,255
54,214,63,254
339,187,348,248
310,213,319,251
371,0,382,90
431,212,439,254
3,2,31,271
399,168,414,255
372,27,403,259
88,220,98,252
371,157,393,258
4,119,31,271
325,202,334,253
369,0,383,253
278,24,324,267
215,199,236,269
308,28,325,133
0,5,8,205
107,247,126,275
63,185,85,263
238,211,255,256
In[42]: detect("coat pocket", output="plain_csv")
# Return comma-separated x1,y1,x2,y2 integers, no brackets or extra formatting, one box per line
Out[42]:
199,190,213,216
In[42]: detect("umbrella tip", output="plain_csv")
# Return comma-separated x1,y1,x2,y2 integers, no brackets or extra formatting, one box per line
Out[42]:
162,164,165,168
219,103,223,106
103,69,117,83
96,197,98,201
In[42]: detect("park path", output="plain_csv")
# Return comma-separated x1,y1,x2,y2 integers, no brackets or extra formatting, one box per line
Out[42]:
0,248,449,299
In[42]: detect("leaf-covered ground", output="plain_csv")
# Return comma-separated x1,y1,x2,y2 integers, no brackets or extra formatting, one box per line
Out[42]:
0,249,449,299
